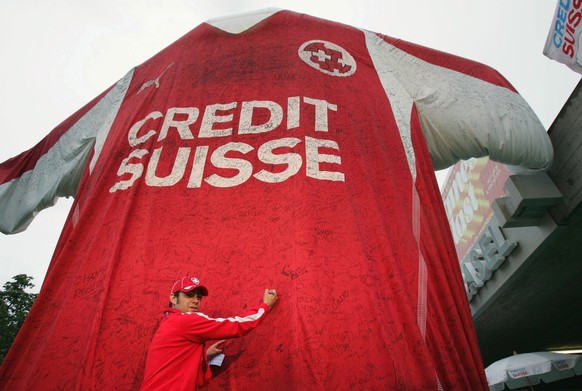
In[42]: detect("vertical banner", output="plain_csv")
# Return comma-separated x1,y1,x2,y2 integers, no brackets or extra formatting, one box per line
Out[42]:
441,157,512,264
543,0,582,74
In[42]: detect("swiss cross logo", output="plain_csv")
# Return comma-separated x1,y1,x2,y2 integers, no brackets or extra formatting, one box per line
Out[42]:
298,40,356,77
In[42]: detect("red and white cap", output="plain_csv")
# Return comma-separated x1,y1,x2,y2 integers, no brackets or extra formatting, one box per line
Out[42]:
170,277,209,296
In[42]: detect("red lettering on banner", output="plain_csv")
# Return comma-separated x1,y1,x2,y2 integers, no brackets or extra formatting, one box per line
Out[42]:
560,0,582,57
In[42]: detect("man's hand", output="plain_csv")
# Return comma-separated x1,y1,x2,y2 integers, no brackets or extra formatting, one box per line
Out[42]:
206,340,226,358
263,289,279,309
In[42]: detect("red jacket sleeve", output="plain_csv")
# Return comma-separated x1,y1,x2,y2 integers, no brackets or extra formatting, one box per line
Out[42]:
177,303,271,343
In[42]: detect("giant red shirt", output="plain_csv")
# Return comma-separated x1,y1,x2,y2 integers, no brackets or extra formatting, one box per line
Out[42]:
0,9,551,390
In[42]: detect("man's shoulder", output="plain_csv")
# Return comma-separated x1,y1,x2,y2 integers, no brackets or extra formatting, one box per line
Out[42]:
163,309,208,323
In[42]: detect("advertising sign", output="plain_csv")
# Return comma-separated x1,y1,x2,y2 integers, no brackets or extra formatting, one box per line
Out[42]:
441,157,512,263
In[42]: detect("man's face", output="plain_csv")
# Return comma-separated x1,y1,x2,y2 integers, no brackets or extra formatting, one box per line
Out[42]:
170,290,204,313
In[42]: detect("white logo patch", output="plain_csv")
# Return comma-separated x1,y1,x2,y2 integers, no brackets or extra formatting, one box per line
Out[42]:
298,40,356,77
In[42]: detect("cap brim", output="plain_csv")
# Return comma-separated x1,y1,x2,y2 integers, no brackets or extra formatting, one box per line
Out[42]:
180,285,209,296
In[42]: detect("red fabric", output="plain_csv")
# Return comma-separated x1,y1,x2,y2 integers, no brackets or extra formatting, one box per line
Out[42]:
0,10,492,390
141,304,270,390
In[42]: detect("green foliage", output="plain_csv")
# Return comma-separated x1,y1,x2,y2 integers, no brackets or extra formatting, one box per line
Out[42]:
0,274,38,363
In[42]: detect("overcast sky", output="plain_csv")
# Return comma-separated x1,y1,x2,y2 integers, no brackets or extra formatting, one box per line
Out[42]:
0,1,579,290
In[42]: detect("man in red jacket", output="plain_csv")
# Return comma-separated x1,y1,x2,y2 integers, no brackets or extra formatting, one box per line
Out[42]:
140,276,278,390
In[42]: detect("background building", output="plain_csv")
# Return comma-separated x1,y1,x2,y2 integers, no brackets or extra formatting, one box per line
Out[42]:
441,80,582,368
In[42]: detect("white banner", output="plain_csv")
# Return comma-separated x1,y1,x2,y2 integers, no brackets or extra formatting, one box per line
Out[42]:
544,0,582,74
